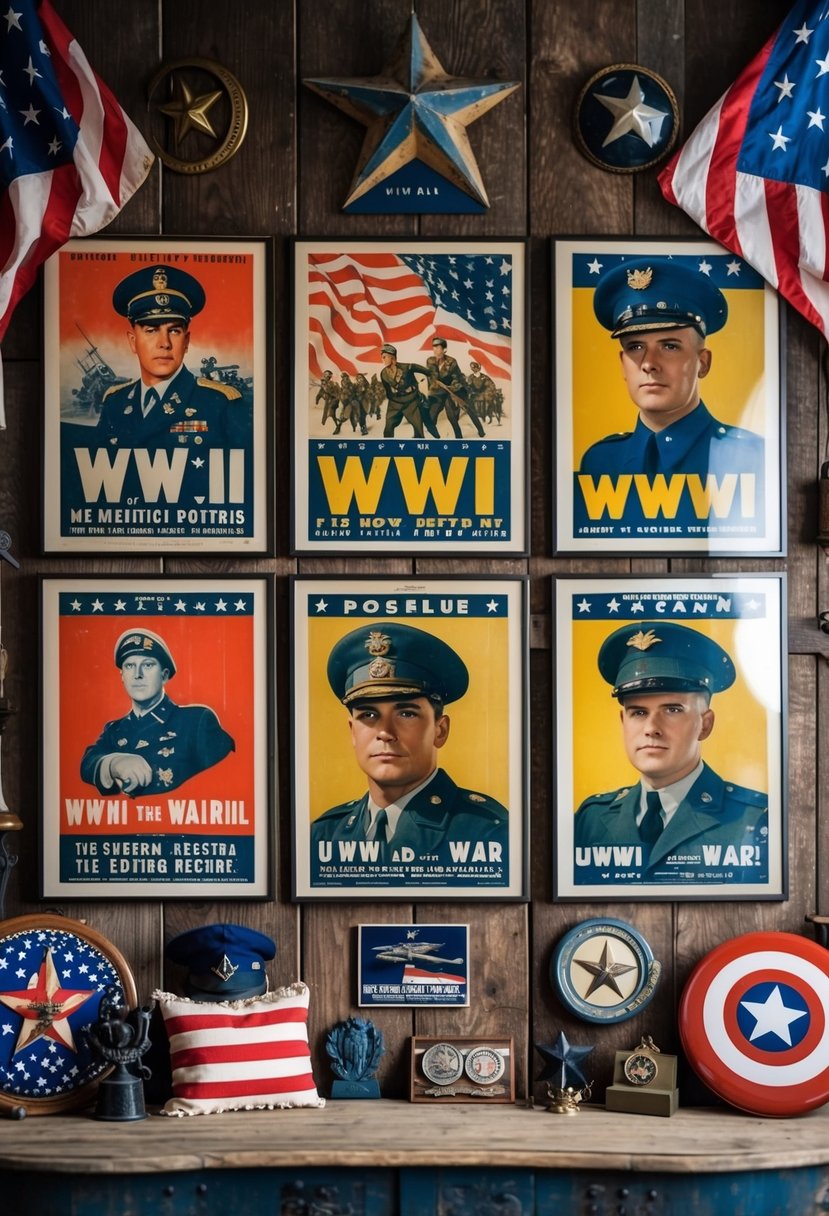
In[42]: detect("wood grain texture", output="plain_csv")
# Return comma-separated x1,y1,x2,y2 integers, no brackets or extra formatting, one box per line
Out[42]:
0,0,820,1127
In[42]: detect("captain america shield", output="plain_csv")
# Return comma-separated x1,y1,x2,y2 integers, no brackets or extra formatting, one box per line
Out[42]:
679,931,829,1116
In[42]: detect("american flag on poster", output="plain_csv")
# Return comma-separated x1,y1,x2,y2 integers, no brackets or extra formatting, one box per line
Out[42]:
0,0,153,367
307,249,514,381
658,0,829,340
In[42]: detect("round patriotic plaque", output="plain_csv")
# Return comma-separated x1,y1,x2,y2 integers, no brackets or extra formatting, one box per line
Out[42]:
679,931,829,1117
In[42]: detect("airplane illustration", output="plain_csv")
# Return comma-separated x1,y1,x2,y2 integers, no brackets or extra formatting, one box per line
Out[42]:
372,941,463,965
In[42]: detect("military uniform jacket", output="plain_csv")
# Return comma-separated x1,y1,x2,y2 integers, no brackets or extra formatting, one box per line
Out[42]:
81,694,235,797
380,362,430,405
573,762,768,878
579,401,764,480
311,768,508,861
95,366,248,450
427,354,468,399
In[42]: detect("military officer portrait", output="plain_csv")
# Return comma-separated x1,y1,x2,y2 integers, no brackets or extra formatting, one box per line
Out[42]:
93,264,251,451
573,620,768,884
311,621,508,867
579,258,764,486
80,628,235,798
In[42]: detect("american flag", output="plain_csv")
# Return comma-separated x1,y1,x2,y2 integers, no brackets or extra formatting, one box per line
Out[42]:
156,984,325,1115
0,1,153,363
307,248,514,381
658,0,829,339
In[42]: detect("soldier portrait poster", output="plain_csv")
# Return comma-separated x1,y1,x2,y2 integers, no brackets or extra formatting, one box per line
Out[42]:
42,237,271,554
292,577,527,899
553,238,783,556
554,575,785,901
40,577,272,899
292,239,527,554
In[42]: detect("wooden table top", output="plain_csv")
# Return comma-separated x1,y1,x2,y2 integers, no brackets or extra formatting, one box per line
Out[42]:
1,1100,829,1176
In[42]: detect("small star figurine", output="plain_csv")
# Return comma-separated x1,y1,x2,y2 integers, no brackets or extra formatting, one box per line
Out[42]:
535,1031,594,1090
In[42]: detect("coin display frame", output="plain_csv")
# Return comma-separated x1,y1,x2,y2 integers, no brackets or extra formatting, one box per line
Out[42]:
410,1036,515,1103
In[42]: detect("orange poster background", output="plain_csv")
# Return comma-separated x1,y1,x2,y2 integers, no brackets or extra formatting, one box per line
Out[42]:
58,612,255,834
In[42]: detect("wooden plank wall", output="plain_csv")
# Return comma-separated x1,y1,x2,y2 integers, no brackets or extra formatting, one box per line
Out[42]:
0,0,818,1105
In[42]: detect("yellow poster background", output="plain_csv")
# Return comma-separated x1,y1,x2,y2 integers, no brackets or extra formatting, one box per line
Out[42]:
571,285,768,464
306,615,511,821
570,615,770,810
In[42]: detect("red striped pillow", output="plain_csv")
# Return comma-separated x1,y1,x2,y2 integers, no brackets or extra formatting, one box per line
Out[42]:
153,982,325,1116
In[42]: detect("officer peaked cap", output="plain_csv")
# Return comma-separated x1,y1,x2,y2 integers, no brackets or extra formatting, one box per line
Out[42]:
113,264,206,326
165,923,276,1002
114,628,176,677
593,257,727,339
328,621,469,706
598,620,735,699
380,342,397,356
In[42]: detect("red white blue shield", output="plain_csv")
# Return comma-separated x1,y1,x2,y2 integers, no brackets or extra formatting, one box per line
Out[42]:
679,931,829,1116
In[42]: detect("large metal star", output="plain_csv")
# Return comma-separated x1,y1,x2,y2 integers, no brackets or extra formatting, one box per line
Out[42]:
304,13,519,210
158,75,222,146
574,939,638,999
595,75,668,148
535,1031,594,1089
0,947,96,1055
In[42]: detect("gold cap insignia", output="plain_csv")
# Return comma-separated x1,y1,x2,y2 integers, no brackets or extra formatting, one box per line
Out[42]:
365,630,392,657
627,267,653,291
152,268,168,290
626,628,661,652
468,793,485,802
368,657,394,679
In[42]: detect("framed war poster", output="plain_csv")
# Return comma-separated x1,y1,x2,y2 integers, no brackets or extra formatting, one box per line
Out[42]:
553,237,783,556
292,239,527,554
40,576,272,899
292,577,528,899
42,237,272,554
554,574,786,901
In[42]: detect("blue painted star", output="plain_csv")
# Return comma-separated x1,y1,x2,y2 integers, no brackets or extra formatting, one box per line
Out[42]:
304,13,519,210
535,1031,594,1089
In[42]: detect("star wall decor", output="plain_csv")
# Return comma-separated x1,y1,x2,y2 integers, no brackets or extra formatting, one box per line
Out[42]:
574,64,680,173
535,1031,594,1090
303,13,520,213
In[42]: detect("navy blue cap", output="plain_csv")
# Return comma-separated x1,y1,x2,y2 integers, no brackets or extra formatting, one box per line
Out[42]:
114,628,176,677
328,621,469,707
112,264,206,326
598,621,736,699
593,258,728,339
165,924,276,1002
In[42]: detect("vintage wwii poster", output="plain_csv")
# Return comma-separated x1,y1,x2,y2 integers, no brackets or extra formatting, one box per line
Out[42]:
42,237,270,554
41,577,271,898
358,924,470,1007
554,575,785,900
553,238,783,555
292,578,527,899
292,239,526,553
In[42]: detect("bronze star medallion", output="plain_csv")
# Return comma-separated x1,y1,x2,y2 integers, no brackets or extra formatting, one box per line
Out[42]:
147,58,249,174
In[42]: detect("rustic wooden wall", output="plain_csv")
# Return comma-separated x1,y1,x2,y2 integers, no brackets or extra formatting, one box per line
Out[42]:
0,0,816,1105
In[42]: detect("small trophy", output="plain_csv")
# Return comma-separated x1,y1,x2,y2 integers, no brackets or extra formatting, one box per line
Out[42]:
535,1031,594,1115
87,988,154,1121
325,1016,384,1098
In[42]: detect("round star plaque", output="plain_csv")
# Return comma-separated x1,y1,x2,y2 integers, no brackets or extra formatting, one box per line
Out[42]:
574,63,680,173
0,915,137,1115
680,931,829,1117
552,918,661,1024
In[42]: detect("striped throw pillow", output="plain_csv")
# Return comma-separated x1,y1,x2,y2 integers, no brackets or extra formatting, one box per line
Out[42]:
153,982,325,1116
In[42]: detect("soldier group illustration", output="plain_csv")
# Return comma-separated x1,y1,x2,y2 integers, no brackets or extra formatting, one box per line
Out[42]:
313,335,505,439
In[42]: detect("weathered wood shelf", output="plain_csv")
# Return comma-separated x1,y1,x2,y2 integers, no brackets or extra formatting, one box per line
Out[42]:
2,1100,829,1176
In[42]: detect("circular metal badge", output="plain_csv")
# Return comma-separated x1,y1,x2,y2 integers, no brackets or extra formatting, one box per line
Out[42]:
679,931,829,1116
465,1046,506,1085
623,1052,658,1087
552,918,661,1024
0,915,137,1115
421,1041,464,1086
574,63,679,173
